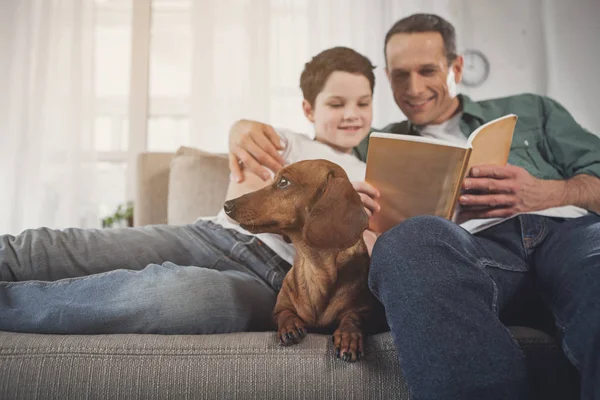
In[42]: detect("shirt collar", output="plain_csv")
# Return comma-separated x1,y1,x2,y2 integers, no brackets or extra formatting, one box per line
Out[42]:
408,94,485,135
459,94,485,122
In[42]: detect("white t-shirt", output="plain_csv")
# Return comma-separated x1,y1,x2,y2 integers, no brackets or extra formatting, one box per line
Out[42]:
212,128,366,265
420,114,588,234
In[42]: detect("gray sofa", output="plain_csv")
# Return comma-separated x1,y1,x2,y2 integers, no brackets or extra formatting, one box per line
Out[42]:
0,147,579,399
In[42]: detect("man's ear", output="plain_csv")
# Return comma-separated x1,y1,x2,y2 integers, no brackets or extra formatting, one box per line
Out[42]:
452,55,464,84
302,99,315,123
385,67,392,84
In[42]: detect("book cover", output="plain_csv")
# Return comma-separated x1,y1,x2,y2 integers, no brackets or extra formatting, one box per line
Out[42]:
365,114,517,233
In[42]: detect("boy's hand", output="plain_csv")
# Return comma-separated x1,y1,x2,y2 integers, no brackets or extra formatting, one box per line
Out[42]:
362,229,380,257
229,119,286,183
352,181,381,217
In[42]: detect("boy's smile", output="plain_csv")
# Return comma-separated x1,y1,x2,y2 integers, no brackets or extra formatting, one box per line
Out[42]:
338,125,363,133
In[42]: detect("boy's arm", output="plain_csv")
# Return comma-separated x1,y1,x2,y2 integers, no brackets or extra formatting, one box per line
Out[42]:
224,170,273,201
228,119,287,182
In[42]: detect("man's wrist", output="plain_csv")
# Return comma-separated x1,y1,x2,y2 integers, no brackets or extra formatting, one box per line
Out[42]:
545,174,597,211
563,174,597,211
542,179,569,209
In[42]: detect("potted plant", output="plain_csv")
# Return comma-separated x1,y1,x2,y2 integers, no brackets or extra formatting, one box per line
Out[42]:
102,201,134,228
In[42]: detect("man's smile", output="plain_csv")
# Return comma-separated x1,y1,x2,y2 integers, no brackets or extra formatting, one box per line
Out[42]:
405,95,436,111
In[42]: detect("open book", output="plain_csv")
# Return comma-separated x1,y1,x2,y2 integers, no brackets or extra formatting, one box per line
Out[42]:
365,114,518,233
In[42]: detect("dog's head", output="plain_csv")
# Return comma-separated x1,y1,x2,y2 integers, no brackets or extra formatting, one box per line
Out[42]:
225,159,368,249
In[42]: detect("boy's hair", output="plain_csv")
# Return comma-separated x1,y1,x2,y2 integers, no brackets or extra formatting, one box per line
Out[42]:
384,13,457,64
300,47,375,107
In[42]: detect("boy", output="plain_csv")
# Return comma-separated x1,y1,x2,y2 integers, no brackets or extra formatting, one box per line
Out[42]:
0,47,376,334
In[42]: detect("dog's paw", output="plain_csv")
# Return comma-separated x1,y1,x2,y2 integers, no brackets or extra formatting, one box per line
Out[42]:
332,330,363,362
276,318,307,346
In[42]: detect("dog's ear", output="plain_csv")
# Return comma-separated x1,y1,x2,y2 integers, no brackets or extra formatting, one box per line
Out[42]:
303,174,369,249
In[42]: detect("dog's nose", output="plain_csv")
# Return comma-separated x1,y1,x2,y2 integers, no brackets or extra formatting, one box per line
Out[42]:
223,200,235,214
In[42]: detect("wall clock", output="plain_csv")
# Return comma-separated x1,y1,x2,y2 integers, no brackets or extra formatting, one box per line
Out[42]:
461,49,490,87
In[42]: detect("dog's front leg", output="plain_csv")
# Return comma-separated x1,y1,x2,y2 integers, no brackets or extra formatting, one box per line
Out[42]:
274,309,307,346
332,312,365,362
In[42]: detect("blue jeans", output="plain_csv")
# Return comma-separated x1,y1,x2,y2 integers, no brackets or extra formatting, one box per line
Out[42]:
0,220,290,334
369,214,600,400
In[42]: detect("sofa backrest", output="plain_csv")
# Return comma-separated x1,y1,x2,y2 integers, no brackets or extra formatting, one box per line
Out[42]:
134,147,229,226
168,146,229,225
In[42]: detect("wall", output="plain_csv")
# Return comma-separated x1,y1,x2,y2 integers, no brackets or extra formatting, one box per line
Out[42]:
375,0,599,134
544,0,600,134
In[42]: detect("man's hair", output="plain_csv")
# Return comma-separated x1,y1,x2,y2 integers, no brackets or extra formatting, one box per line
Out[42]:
384,13,457,64
300,47,375,106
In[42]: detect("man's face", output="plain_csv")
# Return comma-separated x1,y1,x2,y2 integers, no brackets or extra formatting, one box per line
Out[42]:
385,32,462,126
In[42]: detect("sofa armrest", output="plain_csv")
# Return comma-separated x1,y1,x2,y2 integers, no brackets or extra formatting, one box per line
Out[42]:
134,152,174,226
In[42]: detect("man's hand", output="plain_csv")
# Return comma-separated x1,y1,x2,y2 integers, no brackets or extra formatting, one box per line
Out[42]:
457,164,566,221
352,181,381,217
228,120,286,183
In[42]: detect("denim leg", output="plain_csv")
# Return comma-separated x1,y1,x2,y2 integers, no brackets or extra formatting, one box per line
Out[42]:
0,222,248,281
532,214,600,398
0,221,291,334
369,216,532,400
0,262,278,334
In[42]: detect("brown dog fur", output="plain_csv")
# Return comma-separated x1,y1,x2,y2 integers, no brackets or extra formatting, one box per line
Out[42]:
224,159,383,362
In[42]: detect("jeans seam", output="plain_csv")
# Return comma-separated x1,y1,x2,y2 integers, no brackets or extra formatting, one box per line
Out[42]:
479,258,527,273
264,255,289,290
522,216,547,250
561,338,581,369
2,267,144,287
476,259,500,314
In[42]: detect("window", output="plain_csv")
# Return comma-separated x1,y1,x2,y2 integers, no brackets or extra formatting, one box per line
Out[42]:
93,0,314,224
147,0,193,152
94,0,132,223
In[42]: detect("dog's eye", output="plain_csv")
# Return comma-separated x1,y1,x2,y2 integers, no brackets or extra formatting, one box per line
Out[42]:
276,177,291,189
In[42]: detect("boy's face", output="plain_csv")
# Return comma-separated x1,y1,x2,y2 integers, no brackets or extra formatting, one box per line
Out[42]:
303,71,373,153
385,32,463,126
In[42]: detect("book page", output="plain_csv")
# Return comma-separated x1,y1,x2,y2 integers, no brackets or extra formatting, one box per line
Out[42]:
466,114,517,172
371,132,468,149
365,137,468,233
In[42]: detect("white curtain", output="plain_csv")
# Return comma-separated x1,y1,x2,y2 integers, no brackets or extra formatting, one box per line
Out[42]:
188,0,395,152
0,0,97,235
186,0,563,154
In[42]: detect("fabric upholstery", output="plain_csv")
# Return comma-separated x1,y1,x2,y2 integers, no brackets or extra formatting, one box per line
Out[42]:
0,328,576,400
167,147,229,225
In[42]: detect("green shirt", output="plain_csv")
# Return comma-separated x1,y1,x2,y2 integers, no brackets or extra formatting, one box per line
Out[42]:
353,93,600,181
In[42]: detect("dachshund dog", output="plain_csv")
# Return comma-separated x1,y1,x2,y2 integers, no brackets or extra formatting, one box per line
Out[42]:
224,159,383,362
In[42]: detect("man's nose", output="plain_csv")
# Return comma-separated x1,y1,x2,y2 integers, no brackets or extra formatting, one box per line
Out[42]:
223,200,235,214
406,74,425,96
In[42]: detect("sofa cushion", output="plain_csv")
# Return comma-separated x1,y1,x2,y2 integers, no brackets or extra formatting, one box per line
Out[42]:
167,146,230,225
135,152,174,226
0,328,577,399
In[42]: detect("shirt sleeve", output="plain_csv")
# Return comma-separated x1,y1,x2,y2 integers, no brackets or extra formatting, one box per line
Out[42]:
541,97,600,179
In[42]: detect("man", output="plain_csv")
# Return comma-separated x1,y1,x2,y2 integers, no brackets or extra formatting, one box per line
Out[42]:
228,13,600,400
